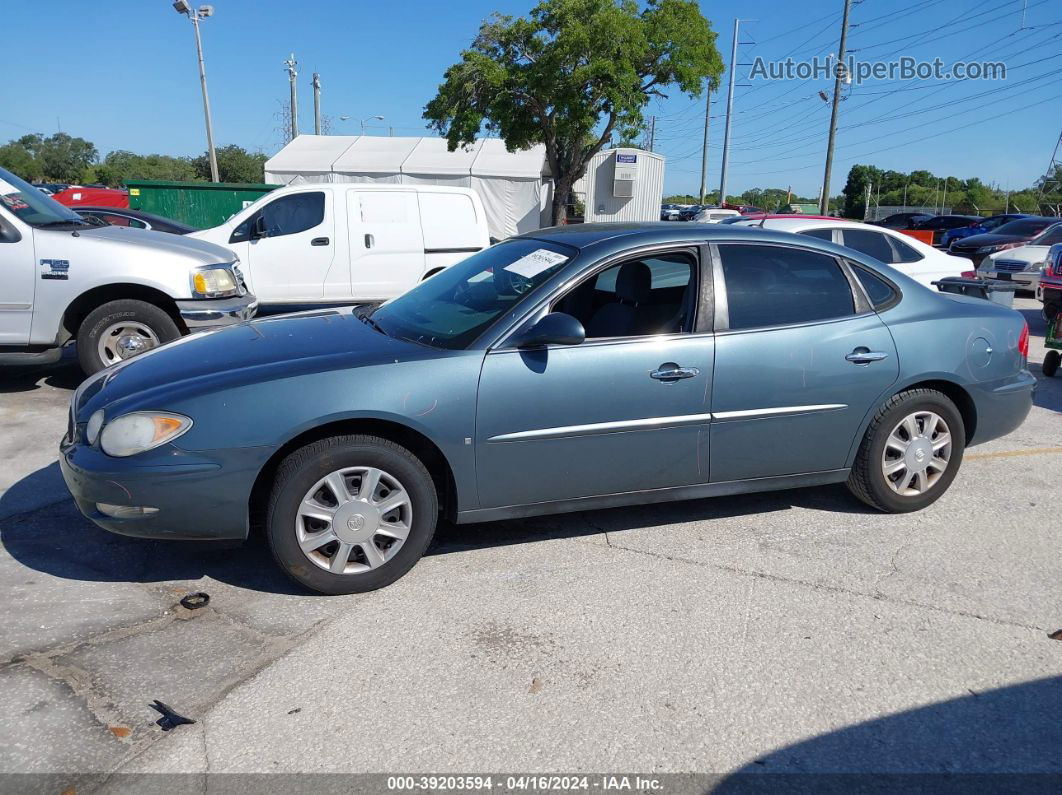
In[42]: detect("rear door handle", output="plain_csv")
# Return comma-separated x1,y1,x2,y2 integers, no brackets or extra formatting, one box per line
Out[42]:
311,237,329,246
845,349,889,365
650,363,700,381
364,233,374,248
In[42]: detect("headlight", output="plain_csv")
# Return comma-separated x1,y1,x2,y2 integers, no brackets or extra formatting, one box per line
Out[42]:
1025,261,1045,273
190,264,239,298
977,246,997,254
100,412,192,457
86,409,105,445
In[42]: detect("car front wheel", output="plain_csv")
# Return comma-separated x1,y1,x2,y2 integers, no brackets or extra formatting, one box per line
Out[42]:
847,389,965,513
266,435,438,594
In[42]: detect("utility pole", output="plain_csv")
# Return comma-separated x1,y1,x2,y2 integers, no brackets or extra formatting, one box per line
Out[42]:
645,116,657,152
698,88,712,204
312,72,322,135
718,19,742,206
941,179,948,213
1035,127,1062,205
284,53,299,141
818,0,852,214
173,1,219,182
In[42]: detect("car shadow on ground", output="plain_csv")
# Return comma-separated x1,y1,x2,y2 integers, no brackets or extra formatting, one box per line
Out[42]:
0,460,871,595
715,676,1062,788
0,350,83,394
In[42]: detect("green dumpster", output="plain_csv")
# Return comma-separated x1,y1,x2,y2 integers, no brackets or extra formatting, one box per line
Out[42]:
126,180,280,230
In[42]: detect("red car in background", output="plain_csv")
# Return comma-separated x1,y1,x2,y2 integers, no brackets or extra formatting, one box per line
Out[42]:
50,186,129,209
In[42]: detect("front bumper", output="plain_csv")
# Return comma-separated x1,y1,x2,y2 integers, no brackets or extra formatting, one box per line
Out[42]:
176,293,258,331
59,437,272,541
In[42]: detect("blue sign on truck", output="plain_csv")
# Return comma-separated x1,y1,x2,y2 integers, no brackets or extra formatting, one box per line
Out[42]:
616,154,637,163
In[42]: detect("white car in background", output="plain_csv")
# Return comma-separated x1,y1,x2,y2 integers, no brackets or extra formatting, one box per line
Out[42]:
979,221,1062,292
693,208,740,223
729,217,968,288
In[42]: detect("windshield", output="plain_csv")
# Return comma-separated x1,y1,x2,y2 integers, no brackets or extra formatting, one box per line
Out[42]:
994,218,1055,237
369,238,577,349
1031,222,1062,247
0,167,85,227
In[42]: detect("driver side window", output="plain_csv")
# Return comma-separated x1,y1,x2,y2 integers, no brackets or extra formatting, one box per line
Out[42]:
554,252,696,339
230,192,325,243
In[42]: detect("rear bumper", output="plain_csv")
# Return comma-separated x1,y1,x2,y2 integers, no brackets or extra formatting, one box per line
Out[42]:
59,438,272,541
976,268,1040,288
968,369,1036,447
176,294,258,330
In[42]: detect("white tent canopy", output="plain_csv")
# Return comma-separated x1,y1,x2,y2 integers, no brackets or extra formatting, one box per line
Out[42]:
264,135,552,239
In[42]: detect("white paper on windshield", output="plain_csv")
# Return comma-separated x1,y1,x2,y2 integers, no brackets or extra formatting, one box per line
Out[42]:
504,249,569,279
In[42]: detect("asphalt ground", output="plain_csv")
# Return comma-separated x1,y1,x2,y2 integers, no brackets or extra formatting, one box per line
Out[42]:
0,297,1058,793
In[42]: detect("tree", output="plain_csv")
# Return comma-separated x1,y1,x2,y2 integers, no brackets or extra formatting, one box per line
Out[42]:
424,0,724,224
16,133,98,182
194,145,268,183
94,150,200,187
0,142,41,180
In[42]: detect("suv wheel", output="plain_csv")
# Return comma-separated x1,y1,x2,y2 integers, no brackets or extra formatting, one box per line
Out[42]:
266,435,438,594
77,299,181,374
847,389,965,513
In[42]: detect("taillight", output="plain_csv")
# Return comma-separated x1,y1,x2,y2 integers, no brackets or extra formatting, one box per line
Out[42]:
1018,322,1029,359
961,270,976,278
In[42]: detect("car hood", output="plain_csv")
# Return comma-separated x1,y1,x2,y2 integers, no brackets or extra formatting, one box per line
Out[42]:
76,224,236,265
951,233,1028,248
987,244,1049,263
74,307,428,418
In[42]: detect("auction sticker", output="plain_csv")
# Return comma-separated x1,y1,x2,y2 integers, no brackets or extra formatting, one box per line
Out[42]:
504,249,569,279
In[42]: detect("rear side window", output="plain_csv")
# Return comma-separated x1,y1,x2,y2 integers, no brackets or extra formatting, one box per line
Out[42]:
852,266,899,309
841,228,894,262
886,234,922,263
718,244,855,330
799,228,834,242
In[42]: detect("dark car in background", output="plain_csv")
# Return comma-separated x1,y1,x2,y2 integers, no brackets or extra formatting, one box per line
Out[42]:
941,213,1030,248
949,216,1062,268
870,212,933,230
909,214,984,246
74,206,196,235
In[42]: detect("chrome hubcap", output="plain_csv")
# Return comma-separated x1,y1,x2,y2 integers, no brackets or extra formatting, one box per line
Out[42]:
295,467,412,575
98,322,160,365
881,410,952,496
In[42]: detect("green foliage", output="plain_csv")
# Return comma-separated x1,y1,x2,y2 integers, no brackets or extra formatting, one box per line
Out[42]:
424,0,724,223
0,142,41,180
94,150,201,187
2,133,98,182
194,144,268,184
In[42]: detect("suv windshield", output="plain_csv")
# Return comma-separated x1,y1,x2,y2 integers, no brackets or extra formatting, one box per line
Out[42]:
0,167,86,228
995,218,1056,237
368,238,577,349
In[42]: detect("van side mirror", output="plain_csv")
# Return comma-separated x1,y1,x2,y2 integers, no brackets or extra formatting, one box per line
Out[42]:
515,312,585,348
250,215,267,240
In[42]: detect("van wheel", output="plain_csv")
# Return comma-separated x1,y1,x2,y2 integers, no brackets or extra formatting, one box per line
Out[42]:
77,299,181,374
266,435,438,595
846,389,965,513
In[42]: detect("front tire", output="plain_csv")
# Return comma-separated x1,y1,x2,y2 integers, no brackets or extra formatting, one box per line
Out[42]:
847,389,965,513
266,435,438,594
77,299,181,374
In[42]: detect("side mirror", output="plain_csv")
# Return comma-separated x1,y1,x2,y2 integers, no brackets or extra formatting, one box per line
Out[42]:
250,215,267,240
515,312,585,348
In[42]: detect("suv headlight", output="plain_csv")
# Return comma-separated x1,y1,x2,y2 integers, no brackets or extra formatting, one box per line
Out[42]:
190,263,239,298
100,412,193,457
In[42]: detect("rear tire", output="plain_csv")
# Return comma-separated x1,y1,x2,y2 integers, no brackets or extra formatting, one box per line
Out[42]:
77,299,181,374
846,389,965,513
1044,350,1061,378
266,435,438,595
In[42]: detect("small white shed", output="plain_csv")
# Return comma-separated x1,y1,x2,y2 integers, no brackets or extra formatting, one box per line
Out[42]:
582,147,665,224
264,135,552,239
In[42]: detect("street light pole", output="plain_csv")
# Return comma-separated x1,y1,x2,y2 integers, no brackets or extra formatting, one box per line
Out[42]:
819,0,852,215
174,2,219,182
360,115,384,135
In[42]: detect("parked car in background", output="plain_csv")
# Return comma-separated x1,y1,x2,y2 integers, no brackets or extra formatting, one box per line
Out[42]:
948,216,1062,268
51,186,129,209
0,166,257,374
693,207,740,223
679,205,707,221
941,213,1030,248
32,182,70,196
189,184,489,306
61,222,1034,594
728,217,968,287
909,215,984,246
75,207,197,235
978,221,1062,291
869,212,933,230
661,204,681,221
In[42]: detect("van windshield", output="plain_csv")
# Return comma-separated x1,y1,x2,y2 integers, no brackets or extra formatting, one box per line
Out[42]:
0,167,87,228
367,239,577,350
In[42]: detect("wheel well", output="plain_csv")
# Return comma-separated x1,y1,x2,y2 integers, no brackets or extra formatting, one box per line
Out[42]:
247,418,458,534
63,283,186,339
905,379,977,443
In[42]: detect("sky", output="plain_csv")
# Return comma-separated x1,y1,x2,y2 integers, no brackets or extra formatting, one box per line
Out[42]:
4,0,1061,198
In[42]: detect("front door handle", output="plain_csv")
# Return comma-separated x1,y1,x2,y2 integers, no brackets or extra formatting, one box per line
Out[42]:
650,363,700,381
845,348,889,365
364,233,374,248
311,237,329,246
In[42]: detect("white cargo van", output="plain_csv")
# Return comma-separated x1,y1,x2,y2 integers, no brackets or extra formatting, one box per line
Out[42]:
190,184,490,305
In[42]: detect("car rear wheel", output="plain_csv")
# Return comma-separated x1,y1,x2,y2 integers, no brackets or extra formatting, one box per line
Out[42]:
1044,350,1060,378
847,389,965,513
266,435,438,594
77,299,181,374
